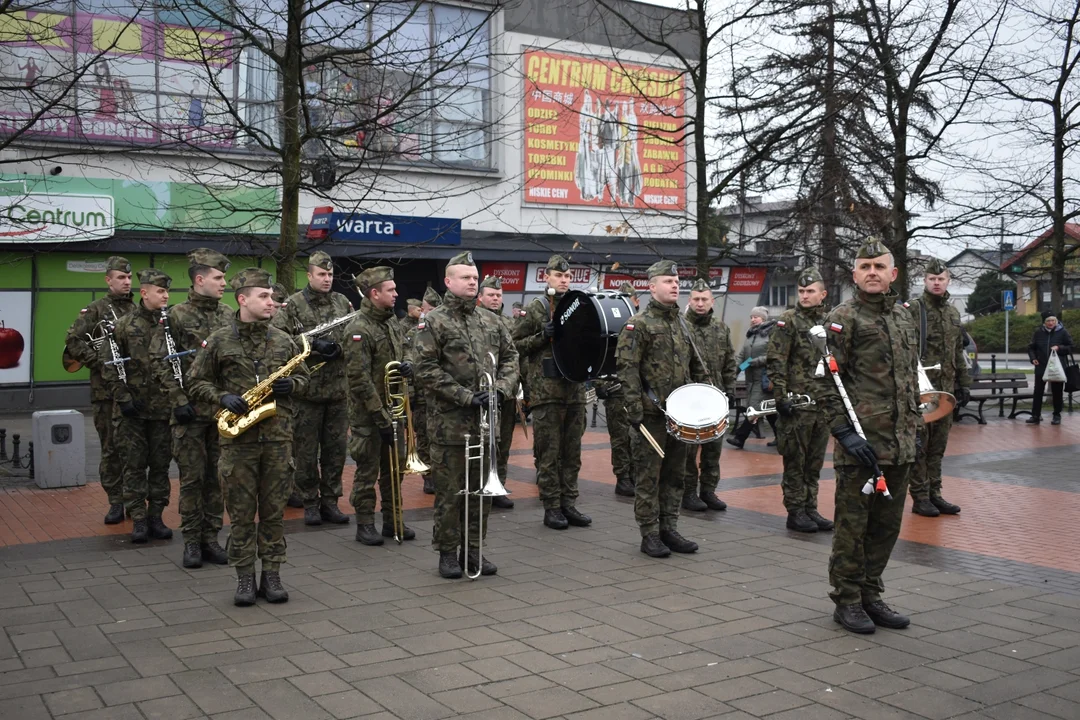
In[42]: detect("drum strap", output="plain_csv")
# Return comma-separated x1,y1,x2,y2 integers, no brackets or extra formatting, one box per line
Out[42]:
678,315,715,387
641,377,663,411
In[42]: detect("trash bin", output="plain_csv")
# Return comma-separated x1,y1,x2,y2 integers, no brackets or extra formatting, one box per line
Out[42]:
32,410,86,489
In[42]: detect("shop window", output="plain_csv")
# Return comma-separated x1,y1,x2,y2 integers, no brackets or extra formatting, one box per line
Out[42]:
770,284,795,308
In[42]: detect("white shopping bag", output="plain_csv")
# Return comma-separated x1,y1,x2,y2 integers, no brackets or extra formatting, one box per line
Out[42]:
1044,349,1067,382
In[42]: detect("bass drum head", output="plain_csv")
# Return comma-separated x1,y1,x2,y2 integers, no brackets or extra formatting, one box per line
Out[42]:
553,290,634,382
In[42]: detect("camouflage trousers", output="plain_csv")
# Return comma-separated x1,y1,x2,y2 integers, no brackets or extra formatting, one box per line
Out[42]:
496,398,516,482
174,420,224,544
633,413,689,537
430,442,491,552
910,414,952,501
776,411,829,513
413,400,431,476
93,400,124,504
531,402,585,510
348,426,406,526
829,462,912,606
684,438,722,495
117,416,172,521
221,442,292,574
292,399,348,507
603,395,634,480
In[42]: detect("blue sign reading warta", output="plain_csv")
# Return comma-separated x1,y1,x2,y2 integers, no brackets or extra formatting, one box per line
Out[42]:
311,210,461,245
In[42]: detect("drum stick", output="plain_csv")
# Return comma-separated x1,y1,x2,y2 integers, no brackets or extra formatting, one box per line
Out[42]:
638,424,666,459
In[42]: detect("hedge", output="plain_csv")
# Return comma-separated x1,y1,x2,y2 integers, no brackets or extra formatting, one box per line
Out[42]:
965,309,1080,353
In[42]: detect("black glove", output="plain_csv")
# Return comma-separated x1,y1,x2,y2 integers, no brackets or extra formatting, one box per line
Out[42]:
777,397,794,418
378,425,395,446
832,424,878,469
471,391,490,407
955,386,971,405
629,416,643,434
312,338,341,360
542,322,555,339
221,394,249,415
271,378,293,396
173,404,196,425
398,361,414,379
594,385,610,400
119,399,141,418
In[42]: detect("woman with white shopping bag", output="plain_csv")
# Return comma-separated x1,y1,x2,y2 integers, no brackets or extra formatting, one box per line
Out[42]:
1027,310,1074,425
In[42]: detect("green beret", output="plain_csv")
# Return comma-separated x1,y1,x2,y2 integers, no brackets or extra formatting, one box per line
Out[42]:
856,237,891,259
423,286,442,306
106,256,131,273
308,251,333,271
137,268,171,289
406,298,422,308
924,258,948,276
230,267,273,291
355,266,394,294
446,251,475,269
512,301,523,309
187,248,230,273
618,281,638,297
479,275,502,290
546,255,570,272
270,283,288,303
797,267,823,287
689,278,710,293
647,259,678,278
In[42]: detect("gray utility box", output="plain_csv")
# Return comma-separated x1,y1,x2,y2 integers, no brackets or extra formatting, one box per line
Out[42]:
32,410,86,489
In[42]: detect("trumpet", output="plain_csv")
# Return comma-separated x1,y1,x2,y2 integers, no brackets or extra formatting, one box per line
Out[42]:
746,394,816,419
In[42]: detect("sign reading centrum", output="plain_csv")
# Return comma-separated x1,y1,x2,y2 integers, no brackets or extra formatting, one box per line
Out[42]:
0,194,115,242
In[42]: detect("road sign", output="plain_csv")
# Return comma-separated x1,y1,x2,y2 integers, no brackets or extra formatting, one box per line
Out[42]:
1003,290,1015,311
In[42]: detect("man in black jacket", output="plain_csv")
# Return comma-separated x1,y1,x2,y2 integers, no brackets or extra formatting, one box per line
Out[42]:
1028,310,1073,425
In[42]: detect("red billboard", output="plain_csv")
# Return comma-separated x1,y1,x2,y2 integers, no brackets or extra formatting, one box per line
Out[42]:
728,268,767,293
479,262,526,292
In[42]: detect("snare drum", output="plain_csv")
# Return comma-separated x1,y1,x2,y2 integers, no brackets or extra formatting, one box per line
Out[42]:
664,384,730,443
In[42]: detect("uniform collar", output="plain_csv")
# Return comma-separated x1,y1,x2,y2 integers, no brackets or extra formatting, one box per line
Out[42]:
646,298,680,319
360,297,395,322
306,285,332,305
856,288,899,312
796,303,826,321
188,290,220,310
135,300,159,321
109,291,134,304
922,289,950,307
443,291,477,315
236,316,271,337
687,308,712,326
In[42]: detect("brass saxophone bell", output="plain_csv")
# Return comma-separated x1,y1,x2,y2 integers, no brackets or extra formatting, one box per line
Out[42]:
405,451,430,475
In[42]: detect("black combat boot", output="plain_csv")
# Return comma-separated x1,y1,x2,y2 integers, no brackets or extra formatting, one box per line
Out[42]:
104,503,124,525
423,475,435,494
287,492,304,508
786,510,818,533
257,571,289,603
131,519,148,544
463,549,497,576
911,498,940,517
439,551,463,579
543,508,568,530
304,506,322,526
640,533,671,558
614,476,635,497
863,600,910,629
234,573,256,606
682,489,707,512
491,495,514,509
1052,413,1062,425
833,603,875,633
930,497,961,515
319,501,351,524
182,542,202,568
147,516,173,540
355,523,384,545
1026,415,1042,424
561,506,592,526
659,529,698,553
381,523,416,540
726,435,745,449
700,491,727,511
201,541,228,565
806,509,834,531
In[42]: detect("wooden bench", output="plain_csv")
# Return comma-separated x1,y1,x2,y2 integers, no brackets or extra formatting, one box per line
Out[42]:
955,372,1032,425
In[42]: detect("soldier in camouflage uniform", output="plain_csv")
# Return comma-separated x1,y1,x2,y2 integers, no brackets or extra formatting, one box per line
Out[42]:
815,239,923,634
513,254,591,530
188,268,310,607
598,281,639,498
414,252,519,579
400,298,422,334
270,283,288,314
63,256,135,524
271,251,352,526
149,249,233,568
344,266,414,545
682,279,737,513
766,267,834,534
616,260,708,558
906,259,970,517
100,268,174,545
477,274,516,510
412,286,443,494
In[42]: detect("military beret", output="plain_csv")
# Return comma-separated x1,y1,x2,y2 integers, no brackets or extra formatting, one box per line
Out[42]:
856,237,891,259
446,251,475,268
689,278,710,293
924,258,948,276
355,266,394,294
546,254,570,272
797,267,824,287
423,286,442,306
406,298,422,308
137,268,171,289
479,275,502,290
270,283,288,303
229,267,273,291
106,256,131,273
647,259,678,278
512,301,523,309
187,248,230,273
308,250,334,271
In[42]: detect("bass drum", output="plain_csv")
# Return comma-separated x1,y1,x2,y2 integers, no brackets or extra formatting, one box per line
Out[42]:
552,290,635,382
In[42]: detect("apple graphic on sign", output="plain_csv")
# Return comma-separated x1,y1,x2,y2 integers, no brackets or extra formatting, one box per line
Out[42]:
0,320,25,369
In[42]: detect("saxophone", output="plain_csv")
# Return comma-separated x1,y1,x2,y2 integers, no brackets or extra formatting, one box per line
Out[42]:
216,335,311,438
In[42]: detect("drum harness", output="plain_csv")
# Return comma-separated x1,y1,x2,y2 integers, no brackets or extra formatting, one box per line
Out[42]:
639,313,718,415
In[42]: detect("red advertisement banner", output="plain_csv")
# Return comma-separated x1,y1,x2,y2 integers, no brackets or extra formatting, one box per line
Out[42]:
479,262,527,292
728,268,767,293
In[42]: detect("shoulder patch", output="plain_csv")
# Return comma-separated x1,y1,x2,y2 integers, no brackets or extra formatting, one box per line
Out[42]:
829,322,843,333
902,301,910,308
625,323,634,331
80,308,88,314
201,340,208,347
417,321,426,331
352,334,362,342
776,320,786,328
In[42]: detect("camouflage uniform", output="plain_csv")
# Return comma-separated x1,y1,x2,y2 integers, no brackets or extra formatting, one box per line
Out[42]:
815,242,923,608
414,275,518,553
343,269,407,529
187,268,310,575
599,380,635,481
766,271,830,516
512,255,587,512
410,287,444,480
63,256,135,508
479,296,518,486
149,249,234,545
399,299,421,335
272,255,352,512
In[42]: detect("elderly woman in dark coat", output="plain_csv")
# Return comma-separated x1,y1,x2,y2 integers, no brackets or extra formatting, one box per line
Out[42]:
1027,310,1073,425
727,306,777,448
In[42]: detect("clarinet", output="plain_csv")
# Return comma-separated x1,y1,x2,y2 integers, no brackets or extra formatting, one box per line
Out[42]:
160,307,185,389
103,320,129,384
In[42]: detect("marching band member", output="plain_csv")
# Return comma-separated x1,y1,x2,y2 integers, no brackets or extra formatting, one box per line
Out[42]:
477,275,516,510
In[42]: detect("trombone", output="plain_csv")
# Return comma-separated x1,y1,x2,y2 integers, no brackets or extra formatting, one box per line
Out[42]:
384,361,408,543
460,352,509,579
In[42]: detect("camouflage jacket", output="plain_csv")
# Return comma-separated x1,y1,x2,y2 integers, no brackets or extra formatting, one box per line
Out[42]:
616,299,707,421
64,292,135,402
343,299,405,431
271,286,352,402
99,301,170,420
148,291,234,422
685,308,737,395
186,316,311,445
766,303,829,406
905,291,971,394
399,314,419,336
414,291,519,446
512,292,585,406
815,290,923,467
